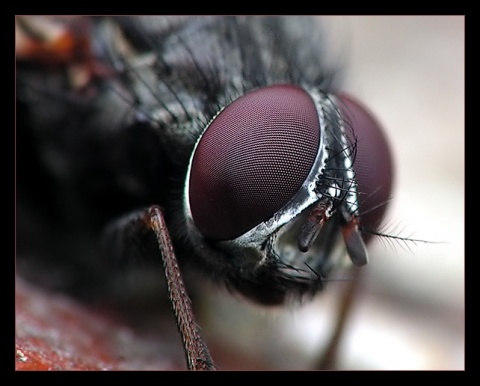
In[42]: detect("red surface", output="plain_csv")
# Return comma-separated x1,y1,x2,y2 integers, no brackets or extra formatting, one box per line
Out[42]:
15,276,271,371
15,277,184,371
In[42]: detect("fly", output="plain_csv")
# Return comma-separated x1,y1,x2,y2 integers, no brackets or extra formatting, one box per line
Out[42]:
15,16,423,370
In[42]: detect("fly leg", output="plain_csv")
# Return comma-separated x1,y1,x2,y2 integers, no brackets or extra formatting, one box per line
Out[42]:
315,266,363,370
101,206,215,370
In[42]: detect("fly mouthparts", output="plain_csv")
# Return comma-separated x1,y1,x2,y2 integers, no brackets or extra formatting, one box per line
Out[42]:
297,200,368,266
297,199,332,253
298,218,322,253
341,214,369,267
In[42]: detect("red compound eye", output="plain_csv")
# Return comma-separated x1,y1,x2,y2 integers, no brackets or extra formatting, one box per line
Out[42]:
338,94,394,236
188,84,320,240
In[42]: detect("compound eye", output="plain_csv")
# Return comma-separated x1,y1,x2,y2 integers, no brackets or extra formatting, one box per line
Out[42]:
188,84,320,240
338,94,394,237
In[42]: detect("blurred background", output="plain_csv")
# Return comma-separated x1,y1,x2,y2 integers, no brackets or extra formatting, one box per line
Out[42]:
198,16,465,370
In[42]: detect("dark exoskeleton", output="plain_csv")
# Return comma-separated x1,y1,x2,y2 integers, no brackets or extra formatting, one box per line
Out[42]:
16,16,394,370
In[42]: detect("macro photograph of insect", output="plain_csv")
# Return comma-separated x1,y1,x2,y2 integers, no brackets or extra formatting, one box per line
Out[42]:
15,15,464,371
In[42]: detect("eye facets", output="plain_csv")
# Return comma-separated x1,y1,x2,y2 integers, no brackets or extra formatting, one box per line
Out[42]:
338,94,394,236
188,84,320,240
